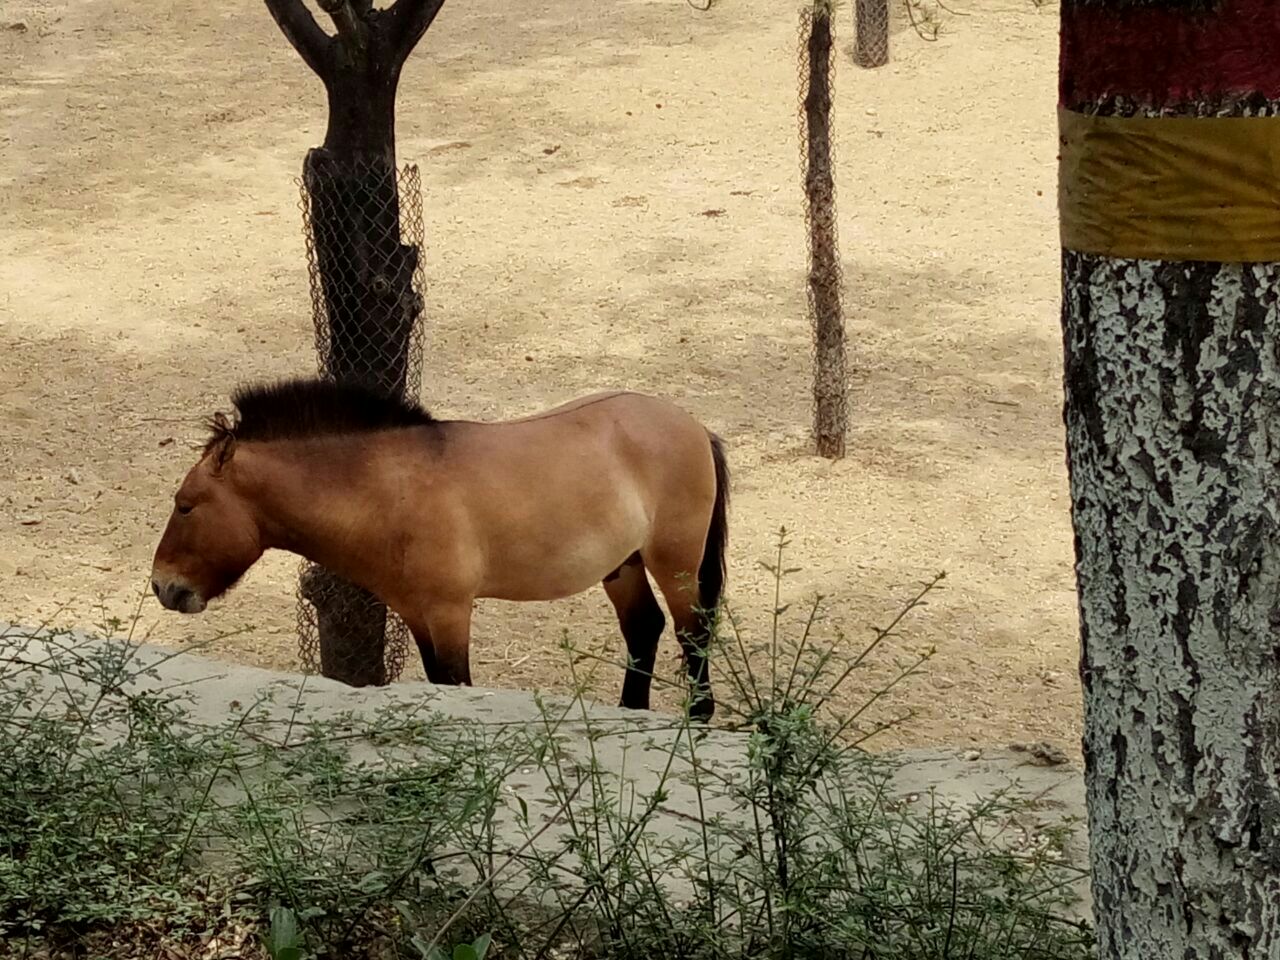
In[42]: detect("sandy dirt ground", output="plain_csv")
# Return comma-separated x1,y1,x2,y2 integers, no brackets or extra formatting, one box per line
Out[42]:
0,0,1078,754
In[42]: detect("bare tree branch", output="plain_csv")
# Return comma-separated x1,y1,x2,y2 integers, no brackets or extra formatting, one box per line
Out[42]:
263,0,333,77
387,0,447,62
316,0,370,62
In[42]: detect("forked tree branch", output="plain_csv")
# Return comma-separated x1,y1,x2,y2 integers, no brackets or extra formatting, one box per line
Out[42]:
263,0,334,77
316,0,370,62
387,0,447,61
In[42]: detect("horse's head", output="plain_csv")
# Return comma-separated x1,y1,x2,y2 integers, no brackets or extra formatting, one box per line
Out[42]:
150,419,263,614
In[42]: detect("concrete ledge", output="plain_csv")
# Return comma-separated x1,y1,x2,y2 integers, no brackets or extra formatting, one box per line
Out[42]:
0,621,1092,925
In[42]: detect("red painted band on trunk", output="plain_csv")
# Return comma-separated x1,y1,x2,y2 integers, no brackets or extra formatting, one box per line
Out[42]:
1061,0,1280,108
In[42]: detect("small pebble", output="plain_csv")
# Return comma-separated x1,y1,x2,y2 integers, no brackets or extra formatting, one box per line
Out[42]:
963,749,981,762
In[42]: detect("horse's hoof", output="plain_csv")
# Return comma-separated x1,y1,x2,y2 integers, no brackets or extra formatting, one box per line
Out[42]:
687,697,715,723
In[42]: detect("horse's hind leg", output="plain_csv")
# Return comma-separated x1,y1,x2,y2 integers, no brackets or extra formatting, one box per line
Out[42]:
645,547,716,720
603,553,665,710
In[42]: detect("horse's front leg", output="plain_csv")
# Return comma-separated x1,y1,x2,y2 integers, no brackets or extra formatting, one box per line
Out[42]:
408,623,437,680
411,600,473,686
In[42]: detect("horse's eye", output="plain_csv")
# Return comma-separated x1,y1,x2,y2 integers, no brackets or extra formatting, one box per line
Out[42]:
177,504,194,516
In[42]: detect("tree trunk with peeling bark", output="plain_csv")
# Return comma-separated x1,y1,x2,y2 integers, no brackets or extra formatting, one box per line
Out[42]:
265,0,445,685
1063,255,1280,956
1060,3,1280,956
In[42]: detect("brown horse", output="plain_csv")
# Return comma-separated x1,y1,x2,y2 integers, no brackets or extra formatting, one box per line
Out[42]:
150,377,729,717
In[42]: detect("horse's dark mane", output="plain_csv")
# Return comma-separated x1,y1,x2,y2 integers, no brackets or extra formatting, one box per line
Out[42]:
204,376,435,452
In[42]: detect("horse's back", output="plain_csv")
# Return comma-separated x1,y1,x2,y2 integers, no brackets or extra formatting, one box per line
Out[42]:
500,390,676,426
478,391,710,459
519,390,712,475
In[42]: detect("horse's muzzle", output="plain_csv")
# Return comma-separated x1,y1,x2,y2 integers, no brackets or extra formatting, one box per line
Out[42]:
151,578,207,614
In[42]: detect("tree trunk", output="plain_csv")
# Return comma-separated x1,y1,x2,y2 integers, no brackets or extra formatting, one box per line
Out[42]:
1062,255,1280,957
301,64,423,686
1059,3,1280,955
264,0,444,686
802,3,848,460
300,562,388,687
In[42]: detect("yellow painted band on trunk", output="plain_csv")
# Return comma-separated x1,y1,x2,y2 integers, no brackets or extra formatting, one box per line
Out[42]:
1058,107,1280,262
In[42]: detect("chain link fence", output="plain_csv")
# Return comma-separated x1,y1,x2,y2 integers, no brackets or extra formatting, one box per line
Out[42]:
292,155,425,684
853,0,890,68
799,5,849,459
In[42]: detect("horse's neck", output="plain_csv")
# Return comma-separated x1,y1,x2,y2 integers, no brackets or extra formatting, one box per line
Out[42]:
234,440,387,573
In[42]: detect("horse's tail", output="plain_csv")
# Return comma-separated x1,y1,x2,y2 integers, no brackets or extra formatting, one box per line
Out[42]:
699,431,730,616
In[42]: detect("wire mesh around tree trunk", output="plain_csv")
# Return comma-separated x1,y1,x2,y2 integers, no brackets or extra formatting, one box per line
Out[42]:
799,6,849,459
852,0,889,68
293,155,426,684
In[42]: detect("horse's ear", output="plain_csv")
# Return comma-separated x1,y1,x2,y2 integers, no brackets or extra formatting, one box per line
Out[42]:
212,433,236,472
208,412,236,473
